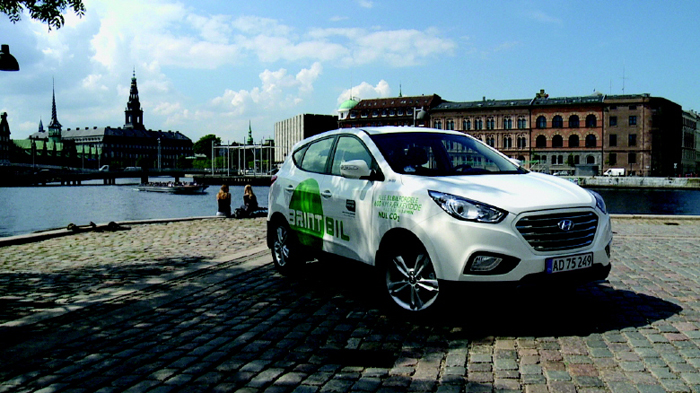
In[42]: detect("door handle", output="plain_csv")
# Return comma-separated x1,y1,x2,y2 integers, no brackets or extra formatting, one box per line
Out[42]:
321,190,332,198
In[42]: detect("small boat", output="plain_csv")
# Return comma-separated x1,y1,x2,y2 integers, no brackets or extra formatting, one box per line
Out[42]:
137,182,208,194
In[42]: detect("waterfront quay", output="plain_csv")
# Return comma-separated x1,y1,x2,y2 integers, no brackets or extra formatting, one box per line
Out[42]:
2,217,700,392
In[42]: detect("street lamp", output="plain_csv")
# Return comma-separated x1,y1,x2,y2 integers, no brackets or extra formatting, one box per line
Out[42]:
157,138,161,171
0,44,19,71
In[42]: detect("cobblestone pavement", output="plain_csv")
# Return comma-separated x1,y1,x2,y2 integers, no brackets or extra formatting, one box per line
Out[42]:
1,216,700,392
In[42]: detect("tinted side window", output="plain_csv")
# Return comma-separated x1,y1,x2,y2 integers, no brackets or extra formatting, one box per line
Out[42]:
331,136,373,176
299,137,334,173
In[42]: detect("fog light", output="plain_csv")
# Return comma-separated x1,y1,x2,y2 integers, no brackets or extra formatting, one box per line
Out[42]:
465,253,520,275
470,255,503,272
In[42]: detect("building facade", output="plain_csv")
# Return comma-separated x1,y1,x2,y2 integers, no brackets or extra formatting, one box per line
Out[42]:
274,114,337,163
427,92,686,177
21,73,193,169
682,110,699,175
338,94,441,129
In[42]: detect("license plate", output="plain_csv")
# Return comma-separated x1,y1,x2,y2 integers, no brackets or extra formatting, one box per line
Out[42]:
546,253,593,274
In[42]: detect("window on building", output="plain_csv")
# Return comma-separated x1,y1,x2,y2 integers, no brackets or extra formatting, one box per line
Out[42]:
536,116,547,129
552,116,563,128
518,117,527,129
435,120,442,129
463,119,471,130
628,152,637,164
629,116,637,126
628,134,637,147
475,119,483,130
503,136,512,149
551,155,556,164
574,155,580,165
569,115,580,128
552,135,563,148
609,153,617,165
586,114,597,128
609,134,617,147
585,134,597,148
609,116,617,126
517,136,527,149
446,119,454,130
569,135,579,147
504,117,512,129
536,135,546,148
629,105,637,110
587,155,595,164
486,118,495,130
487,136,495,147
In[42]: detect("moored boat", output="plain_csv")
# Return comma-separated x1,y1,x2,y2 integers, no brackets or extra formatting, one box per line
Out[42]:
137,182,208,194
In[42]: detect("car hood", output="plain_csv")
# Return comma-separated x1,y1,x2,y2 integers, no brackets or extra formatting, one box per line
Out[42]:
404,172,595,214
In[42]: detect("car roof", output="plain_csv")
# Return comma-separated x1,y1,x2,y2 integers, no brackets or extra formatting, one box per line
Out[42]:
291,126,472,153
356,126,464,136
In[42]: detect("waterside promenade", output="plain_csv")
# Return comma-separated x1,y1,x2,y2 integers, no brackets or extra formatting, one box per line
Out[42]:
2,217,700,392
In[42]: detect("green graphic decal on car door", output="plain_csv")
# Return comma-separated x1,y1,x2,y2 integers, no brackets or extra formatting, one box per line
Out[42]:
288,178,324,248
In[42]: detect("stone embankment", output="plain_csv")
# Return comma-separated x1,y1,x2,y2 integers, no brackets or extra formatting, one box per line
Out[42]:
572,176,700,189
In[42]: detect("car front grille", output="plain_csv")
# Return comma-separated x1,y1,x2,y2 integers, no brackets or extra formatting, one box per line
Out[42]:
515,211,599,252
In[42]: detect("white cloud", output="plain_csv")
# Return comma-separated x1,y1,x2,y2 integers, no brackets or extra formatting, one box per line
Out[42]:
212,63,322,113
528,10,563,26
337,80,391,105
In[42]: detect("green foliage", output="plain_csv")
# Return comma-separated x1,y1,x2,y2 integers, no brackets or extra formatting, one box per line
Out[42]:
1,0,85,30
193,134,221,159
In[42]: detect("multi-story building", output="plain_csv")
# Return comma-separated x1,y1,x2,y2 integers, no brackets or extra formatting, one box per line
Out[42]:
601,95,682,177
338,94,441,129
21,72,193,169
682,110,699,175
427,91,685,177
274,114,337,163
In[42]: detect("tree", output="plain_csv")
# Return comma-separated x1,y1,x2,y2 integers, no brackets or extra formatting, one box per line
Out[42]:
193,134,221,159
1,0,85,30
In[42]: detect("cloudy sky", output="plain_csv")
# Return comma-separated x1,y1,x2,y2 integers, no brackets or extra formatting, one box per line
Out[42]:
2,0,699,143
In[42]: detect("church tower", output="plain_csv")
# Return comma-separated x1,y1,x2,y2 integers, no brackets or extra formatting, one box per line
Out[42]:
48,80,62,143
124,70,145,130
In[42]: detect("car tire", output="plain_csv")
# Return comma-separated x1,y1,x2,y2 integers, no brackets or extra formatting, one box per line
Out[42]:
271,220,304,275
380,238,441,313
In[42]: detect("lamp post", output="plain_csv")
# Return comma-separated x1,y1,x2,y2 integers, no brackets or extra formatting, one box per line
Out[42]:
0,45,20,71
157,138,161,171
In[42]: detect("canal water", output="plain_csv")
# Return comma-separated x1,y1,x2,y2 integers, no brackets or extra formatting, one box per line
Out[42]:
0,177,270,238
0,179,699,238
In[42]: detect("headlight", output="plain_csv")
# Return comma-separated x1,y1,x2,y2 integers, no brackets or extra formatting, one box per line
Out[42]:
587,189,608,214
429,190,507,223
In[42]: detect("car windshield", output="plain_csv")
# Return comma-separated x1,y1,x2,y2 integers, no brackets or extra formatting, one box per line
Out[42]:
370,132,526,176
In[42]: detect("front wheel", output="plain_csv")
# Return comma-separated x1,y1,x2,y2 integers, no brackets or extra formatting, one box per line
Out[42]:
271,221,304,275
381,241,440,313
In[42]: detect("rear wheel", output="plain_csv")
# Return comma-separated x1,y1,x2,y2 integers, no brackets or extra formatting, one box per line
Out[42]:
381,240,440,313
271,221,304,275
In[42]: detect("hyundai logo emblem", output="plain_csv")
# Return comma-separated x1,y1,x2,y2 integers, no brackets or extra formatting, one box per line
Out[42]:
558,219,575,231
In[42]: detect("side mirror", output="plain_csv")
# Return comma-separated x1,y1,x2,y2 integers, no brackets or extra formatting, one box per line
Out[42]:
340,160,372,179
509,158,523,167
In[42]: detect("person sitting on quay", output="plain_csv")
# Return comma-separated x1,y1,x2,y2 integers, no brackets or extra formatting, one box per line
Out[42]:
234,184,259,218
216,184,231,217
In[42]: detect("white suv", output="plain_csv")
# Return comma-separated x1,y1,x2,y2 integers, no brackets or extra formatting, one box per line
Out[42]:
267,127,612,313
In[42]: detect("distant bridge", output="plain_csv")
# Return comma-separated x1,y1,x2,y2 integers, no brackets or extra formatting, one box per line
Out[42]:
1,165,208,186
1,164,272,187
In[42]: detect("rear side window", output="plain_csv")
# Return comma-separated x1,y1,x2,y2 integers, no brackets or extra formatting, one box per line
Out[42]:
297,137,335,174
